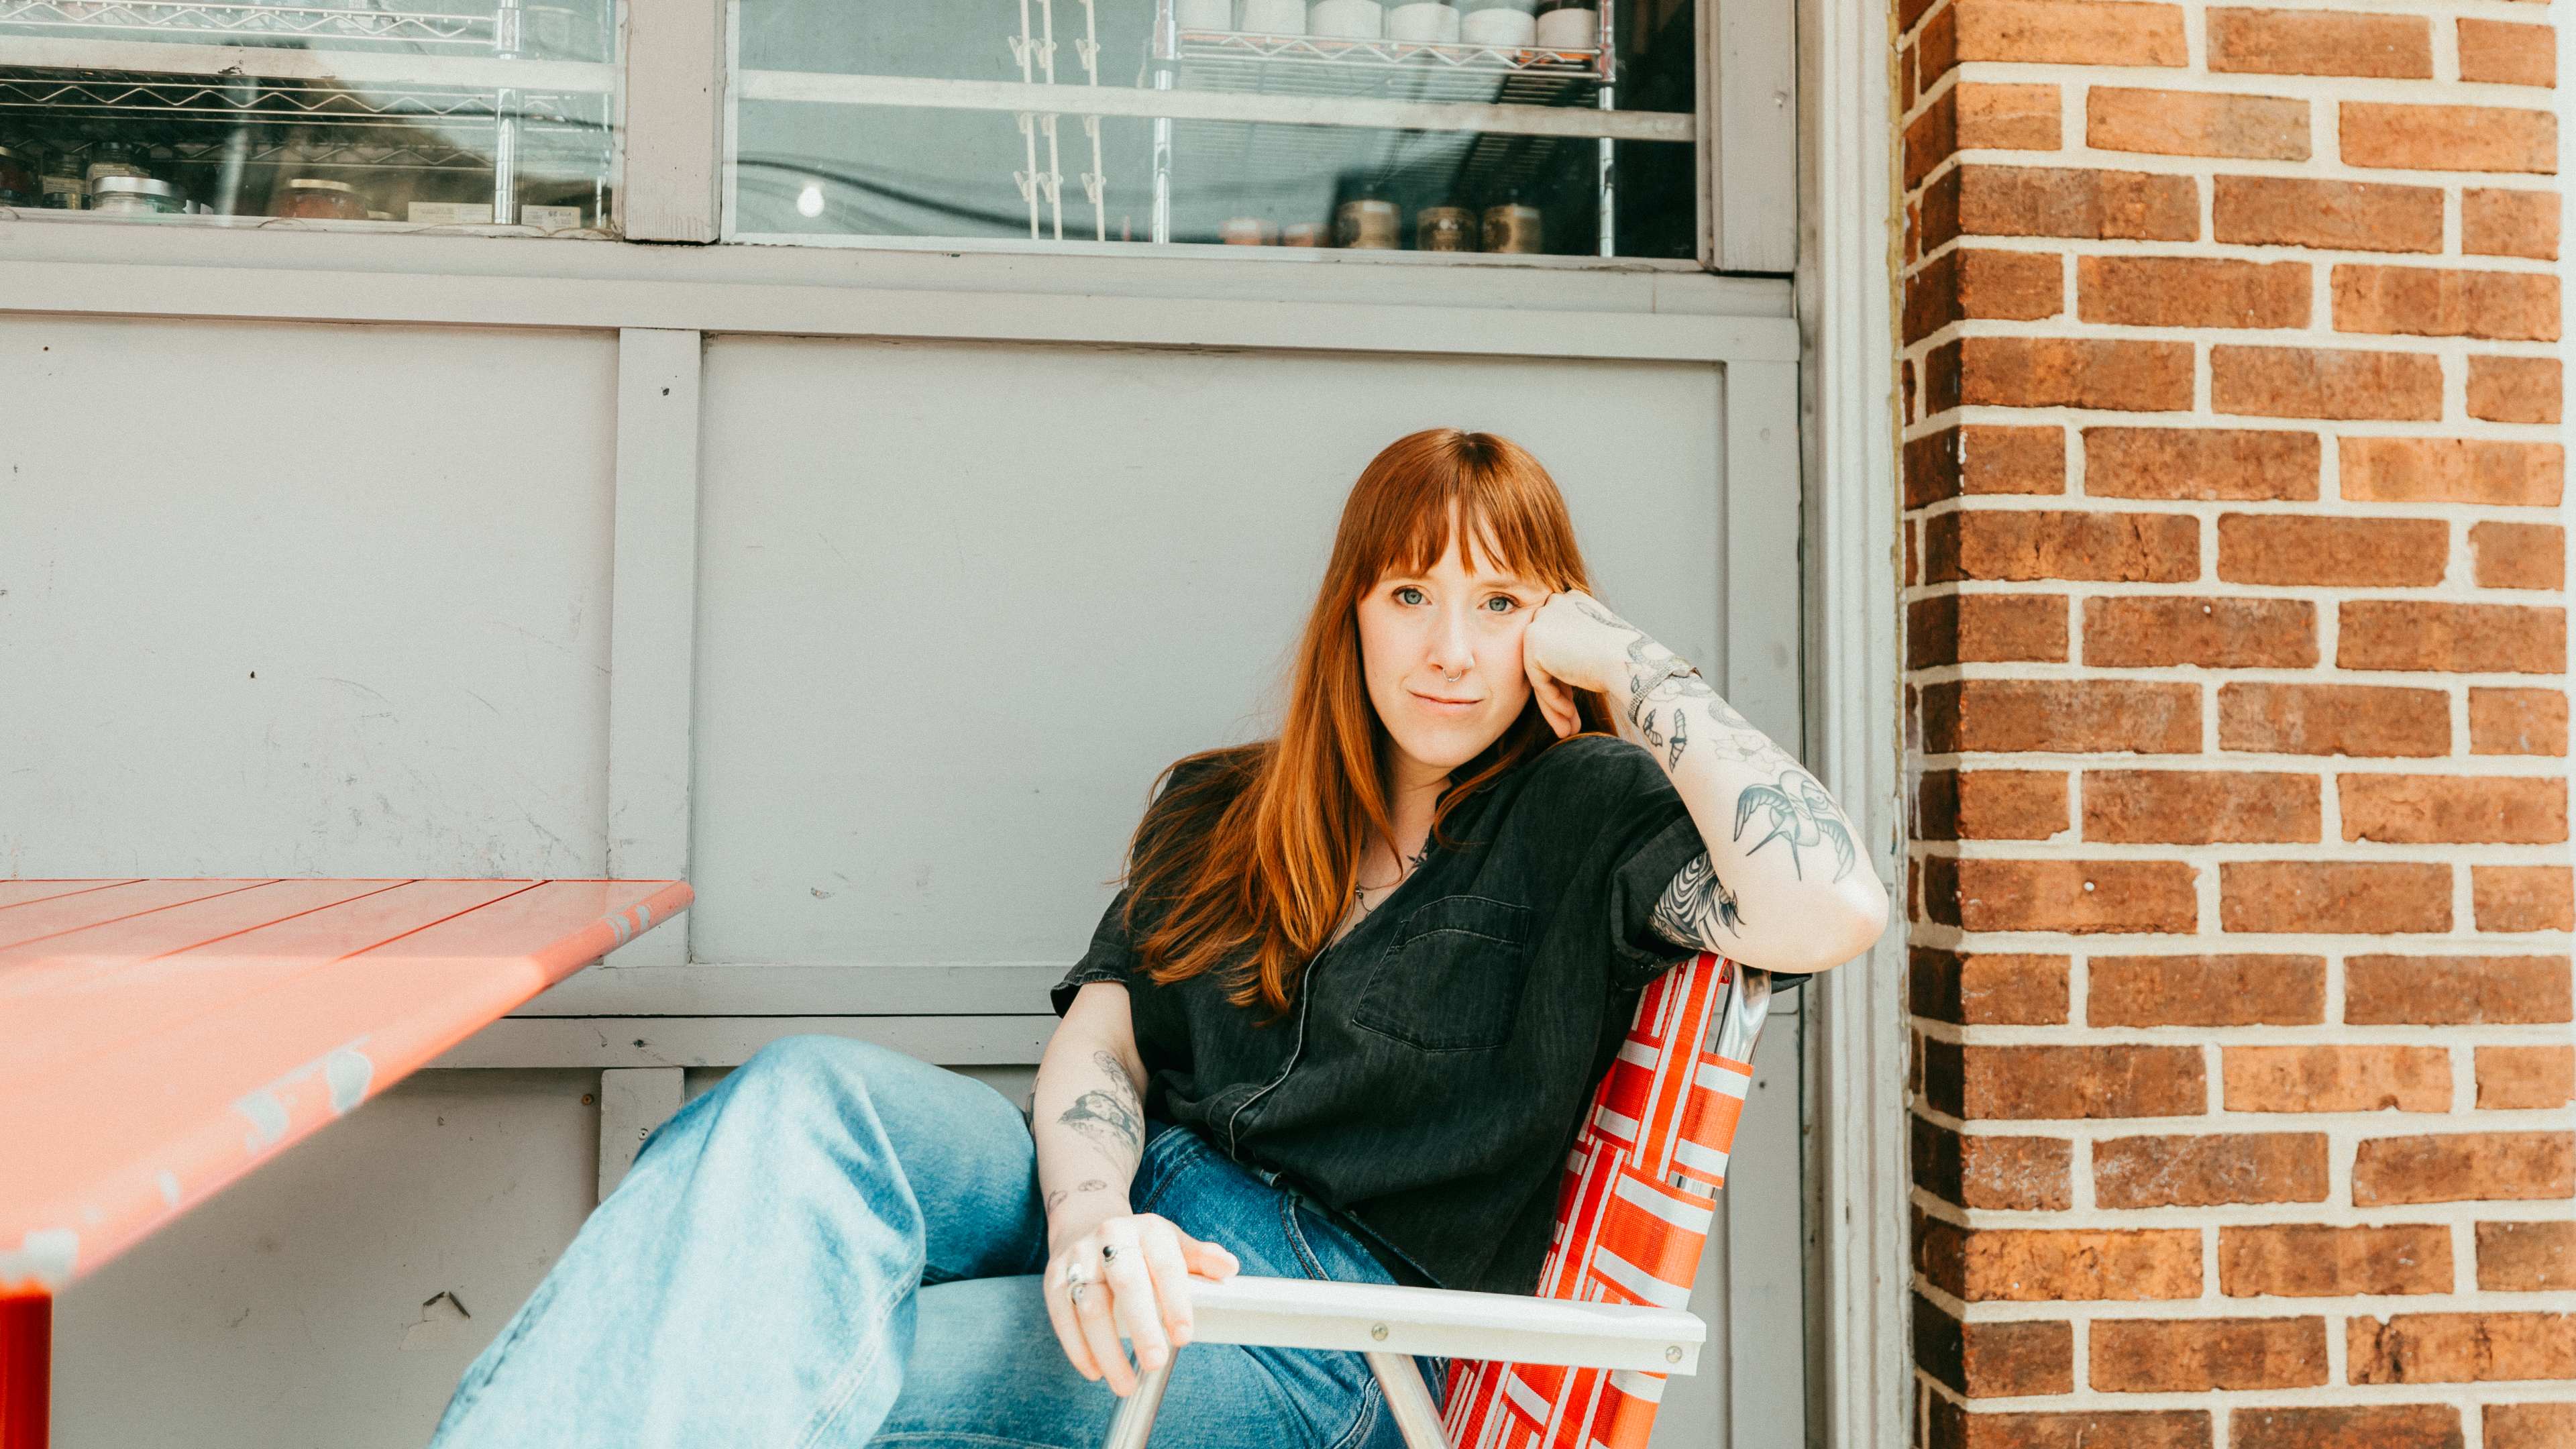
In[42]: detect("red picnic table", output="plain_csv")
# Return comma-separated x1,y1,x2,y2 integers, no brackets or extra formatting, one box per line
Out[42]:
0,876,692,1449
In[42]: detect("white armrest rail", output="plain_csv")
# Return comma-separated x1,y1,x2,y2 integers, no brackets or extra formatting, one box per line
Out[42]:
1184,1274,1706,1376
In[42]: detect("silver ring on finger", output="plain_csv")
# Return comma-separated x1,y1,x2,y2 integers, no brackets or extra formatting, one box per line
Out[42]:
1068,1279,1088,1305
1100,1243,1118,1263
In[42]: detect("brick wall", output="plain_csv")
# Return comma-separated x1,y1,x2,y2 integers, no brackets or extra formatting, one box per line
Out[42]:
1893,0,2573,1444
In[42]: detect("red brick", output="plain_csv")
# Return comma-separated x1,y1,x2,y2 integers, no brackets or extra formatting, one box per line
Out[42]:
1928,1041,2206,1118
1907,88,1962,190
2210,345,2443,421
2340,438,2565,506
2084,596,2315,668
2341,774,2569,845
2458,20,2557,89
1929,856,2201,932
2218,682,2449,757
2211,8,2430,77
2221,861,2453,933
2080,256,2308,329
1913,1116,2075,1208
2464,189,2561,262
2090,954,2324,1026
2332,266,2561,342
1919,0,2188,79
2343,103,2558,174
1917,767,2067,840
2349,1312,2576,1383
2224,1044,2453,1113
2489,1404,2576,1449
2353,1132,2575,1205
2231,1406,2461,1449
2479,1046,2574,1110
1924,509,2198,584
1905,424,2067,505
2219,1223,2454,1297
2218,514,2446,586
2471,689,2569,757
2476,867,2575,933
1910,947,2072,1026
1921,679,2202,754
1927,1403,2212,1449
2091,1316,2327,1392
1962,82,2061,149
2094,1131,2328,1206
2468,356,2563,425
1929,337,2195,413
1938,1224,2204,1301
2478,1221,2576,1292
2214,176,2442,253
1937,165,2200,245
2473,522,2565,590
2084,769,2319,845
1905,248,2067,341
1913,1296,2075,1399
2338,601,2566,674
2346,954,2573,1024
1909,594,2072,667
2087,87,2308,160
2082,427,2318,501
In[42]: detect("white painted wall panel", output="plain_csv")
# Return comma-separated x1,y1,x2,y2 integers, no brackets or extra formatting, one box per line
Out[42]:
0,315,616,877
689,336,1727,967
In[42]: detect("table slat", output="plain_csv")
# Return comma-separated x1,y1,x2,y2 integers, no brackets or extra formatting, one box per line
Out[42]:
0,881,139,910
0,881,280,953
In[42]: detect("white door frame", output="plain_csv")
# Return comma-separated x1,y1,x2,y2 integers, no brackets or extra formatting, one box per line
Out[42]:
1794,0,1911,1441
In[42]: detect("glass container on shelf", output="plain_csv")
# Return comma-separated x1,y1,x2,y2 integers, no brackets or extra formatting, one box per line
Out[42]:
1,0,621,231
727,0,1700,260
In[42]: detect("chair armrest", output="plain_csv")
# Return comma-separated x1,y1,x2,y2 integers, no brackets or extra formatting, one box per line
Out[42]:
1180,1275,1704,1375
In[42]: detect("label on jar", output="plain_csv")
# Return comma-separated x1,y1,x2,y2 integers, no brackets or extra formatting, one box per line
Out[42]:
1482,202,1542,254
409,201,496,224
1417,205,1475,251
1335,198,1399,249
40,175,85,209
521,204,583,230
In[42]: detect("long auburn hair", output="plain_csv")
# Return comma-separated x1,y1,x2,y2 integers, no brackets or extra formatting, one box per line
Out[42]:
1122,428,1619,1020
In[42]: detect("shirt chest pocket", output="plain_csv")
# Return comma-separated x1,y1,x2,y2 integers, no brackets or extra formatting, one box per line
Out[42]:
1350,895,1536,1053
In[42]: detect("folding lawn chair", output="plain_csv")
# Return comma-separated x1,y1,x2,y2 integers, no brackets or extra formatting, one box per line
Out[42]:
1105,951,1774,1449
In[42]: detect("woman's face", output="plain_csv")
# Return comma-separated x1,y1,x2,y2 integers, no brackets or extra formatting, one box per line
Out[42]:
1356,529,1546,785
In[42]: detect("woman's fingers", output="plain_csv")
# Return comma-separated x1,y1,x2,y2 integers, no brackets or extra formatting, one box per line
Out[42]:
1181,1238,1240,1281
1101,1232,1173,1375
1043,1258,1102,1383
1527,662,1580,738
1071,1254,1136,1395
1136,1222,1199,1346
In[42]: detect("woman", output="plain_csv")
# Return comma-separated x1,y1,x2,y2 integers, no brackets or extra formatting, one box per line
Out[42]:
426,429,1887,1449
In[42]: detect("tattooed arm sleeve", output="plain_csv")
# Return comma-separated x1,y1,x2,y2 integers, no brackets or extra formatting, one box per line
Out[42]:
1031,982,1150,1246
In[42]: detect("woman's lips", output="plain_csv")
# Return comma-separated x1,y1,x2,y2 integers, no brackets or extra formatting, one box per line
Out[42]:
1411,690,1483,712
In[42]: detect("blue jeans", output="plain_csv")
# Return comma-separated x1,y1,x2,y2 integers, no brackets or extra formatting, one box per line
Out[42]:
427,1034,1444,1449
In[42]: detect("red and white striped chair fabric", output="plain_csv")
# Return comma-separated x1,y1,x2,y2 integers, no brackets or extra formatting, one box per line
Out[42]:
1438,952,1771,1449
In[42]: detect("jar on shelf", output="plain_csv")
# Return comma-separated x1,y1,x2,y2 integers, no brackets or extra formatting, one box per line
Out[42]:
1417,203,1476,252
1281,220,1326,246
89,175,185,215
1386,0,1460,42
39,163,86,210
1334,187,1399,249
0,143,37,207
1238,0,1304,30
1307,0,1383,39
1219,215,1279,245
1458,0,1536,45
1533,0,1596,48
1481,186,1543,253
270,177,370,220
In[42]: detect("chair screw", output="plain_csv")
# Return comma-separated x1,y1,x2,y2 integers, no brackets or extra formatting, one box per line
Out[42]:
1665,1345,1682,1363
1371,1323,1389,1341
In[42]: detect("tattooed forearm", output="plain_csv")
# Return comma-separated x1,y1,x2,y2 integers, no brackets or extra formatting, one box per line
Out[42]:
1044,1178,1110,1212
1057,1050,1144,1159
1733,769,1861,883
1652,853,1746,949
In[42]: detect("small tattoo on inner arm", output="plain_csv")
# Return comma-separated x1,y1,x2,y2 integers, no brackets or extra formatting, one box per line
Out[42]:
1733,770,1861,883
1044,1178,1111,1212
1651,853,1746,949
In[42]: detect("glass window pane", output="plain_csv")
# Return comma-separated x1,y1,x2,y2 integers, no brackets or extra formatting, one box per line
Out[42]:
1,0,619,232
729,0,1697,261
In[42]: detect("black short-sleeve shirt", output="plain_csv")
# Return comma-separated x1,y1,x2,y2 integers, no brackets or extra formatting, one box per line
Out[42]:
1049,733,1724,1297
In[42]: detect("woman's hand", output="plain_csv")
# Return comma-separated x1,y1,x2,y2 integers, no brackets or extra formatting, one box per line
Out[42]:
1522,590,1645,739
1042,1211,1240,1395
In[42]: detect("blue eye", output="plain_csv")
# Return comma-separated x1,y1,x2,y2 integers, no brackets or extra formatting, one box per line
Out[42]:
1485,595,1517,612
1395,586,1426,606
